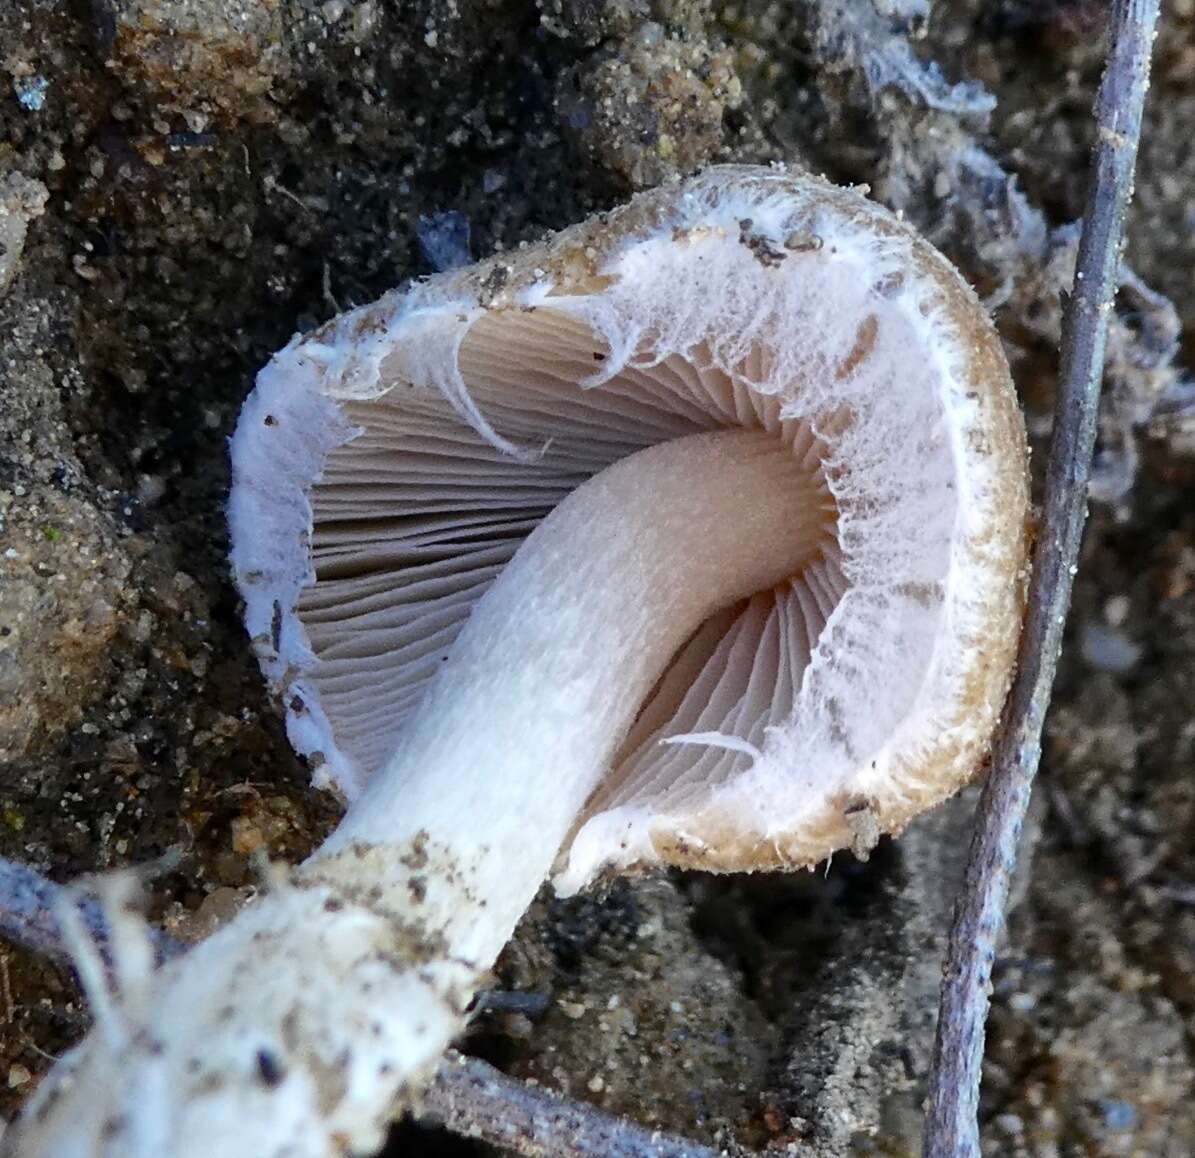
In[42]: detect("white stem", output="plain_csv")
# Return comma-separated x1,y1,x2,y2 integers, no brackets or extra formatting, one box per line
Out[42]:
6,428,821,1158
314,427,821,967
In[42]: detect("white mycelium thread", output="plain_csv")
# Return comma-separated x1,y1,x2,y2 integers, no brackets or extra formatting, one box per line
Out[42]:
4,168,1026,1158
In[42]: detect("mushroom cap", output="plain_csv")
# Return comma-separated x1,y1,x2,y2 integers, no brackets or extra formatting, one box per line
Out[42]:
229,165,1029,891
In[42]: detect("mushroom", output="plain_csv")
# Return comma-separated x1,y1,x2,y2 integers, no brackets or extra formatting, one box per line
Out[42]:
6,166,1028,1158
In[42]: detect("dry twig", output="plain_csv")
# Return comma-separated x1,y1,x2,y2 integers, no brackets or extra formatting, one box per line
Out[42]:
0,857,81,969
923,3,1160,1154
0,856,180,971
424,1052,729,1158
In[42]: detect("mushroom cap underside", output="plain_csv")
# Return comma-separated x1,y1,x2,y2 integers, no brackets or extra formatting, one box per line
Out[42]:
229,165,1029,891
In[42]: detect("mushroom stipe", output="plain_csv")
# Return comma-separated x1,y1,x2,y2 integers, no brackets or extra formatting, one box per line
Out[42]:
4,166,1029,1158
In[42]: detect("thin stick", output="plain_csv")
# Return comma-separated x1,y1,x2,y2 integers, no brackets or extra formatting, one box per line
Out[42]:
0,856,729,1157
922,3,1159,1155
424,1051,731,1158
0,856,113,969
0,856,181,971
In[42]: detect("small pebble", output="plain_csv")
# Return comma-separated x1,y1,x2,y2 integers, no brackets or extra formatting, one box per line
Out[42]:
1098,1098,1137,1132
1080,622,1142,674
13,76,48,112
